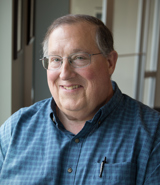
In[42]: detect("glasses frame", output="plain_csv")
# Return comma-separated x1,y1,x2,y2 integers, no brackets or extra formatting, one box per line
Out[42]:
40,52,102,70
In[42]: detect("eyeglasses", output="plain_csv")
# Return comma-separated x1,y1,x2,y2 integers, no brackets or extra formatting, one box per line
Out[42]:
40,52,102,70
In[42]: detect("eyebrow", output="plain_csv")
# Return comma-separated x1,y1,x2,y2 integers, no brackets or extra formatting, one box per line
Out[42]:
48,48,90,56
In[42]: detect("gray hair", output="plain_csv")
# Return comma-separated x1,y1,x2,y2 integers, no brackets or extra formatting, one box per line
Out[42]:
42,14,114,57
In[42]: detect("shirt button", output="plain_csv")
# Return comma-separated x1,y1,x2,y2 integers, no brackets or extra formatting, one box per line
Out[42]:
67,168,73,173
98,121,101,125
75,138,80,143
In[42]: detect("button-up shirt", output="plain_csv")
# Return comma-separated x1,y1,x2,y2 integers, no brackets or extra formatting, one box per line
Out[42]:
0,82,160,184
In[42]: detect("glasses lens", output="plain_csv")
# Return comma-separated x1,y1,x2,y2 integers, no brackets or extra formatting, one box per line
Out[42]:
42,53,91,70
48,56,62,70
42,56,61,70
71,52,90,68
42,58,49,70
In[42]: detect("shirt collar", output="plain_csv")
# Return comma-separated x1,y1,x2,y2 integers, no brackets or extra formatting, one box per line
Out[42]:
97,81,123,122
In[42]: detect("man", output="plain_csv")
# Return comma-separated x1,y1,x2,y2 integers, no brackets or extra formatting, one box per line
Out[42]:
0,14,160,184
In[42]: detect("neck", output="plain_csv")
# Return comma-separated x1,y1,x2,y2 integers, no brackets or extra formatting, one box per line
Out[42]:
58,109,86,135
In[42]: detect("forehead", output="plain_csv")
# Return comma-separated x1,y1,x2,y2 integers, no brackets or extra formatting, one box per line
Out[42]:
52,21,96,36
48,22,98,53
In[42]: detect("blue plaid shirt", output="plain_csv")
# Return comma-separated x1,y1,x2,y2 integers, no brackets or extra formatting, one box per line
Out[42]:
0,82,160,185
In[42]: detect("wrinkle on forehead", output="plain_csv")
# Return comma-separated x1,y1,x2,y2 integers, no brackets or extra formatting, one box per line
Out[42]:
48,22,99,55
49,22,97,43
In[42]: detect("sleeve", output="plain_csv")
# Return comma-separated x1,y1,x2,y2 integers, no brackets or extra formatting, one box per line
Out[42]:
0,142,4,172
144,119,160,184
0,110,21,172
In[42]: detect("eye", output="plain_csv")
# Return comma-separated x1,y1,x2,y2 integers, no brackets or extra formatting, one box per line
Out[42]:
50,56,61,62
76,56,85,60
72,54,88,61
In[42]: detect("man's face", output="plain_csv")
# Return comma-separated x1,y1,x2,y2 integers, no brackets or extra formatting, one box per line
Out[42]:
47,22,116,121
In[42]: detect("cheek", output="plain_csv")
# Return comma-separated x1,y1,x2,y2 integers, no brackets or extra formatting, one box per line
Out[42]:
47,71,59,89
78,66,97,81
79,69,104,96
80,64,109,83
47,71,57,82
81,71,95,81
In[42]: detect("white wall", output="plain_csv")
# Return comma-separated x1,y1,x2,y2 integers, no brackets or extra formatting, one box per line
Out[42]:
0,0,12,125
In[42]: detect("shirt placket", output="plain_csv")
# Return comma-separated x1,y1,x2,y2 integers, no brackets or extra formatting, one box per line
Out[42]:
60,136,83,185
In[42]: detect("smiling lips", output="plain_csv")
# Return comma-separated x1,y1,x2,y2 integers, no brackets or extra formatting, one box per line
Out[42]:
62,85,82,90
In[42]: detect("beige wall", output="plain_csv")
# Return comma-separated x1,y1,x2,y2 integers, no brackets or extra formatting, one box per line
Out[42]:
0,0,12,125
112,0,139,97
71,0,102,17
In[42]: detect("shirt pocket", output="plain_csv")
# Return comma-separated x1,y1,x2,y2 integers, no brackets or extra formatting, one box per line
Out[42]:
92,162,137,185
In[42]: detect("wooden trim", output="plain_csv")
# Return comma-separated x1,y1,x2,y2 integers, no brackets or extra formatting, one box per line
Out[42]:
13,0,23,59
106,0,114,31
27,0,35,45
145,71,157,78
154,107,160,112
118,53,146,58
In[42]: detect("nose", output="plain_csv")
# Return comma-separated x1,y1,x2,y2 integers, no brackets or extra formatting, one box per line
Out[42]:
59,58,76,80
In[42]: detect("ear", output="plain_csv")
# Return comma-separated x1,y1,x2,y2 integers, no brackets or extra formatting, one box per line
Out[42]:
106,50,118,76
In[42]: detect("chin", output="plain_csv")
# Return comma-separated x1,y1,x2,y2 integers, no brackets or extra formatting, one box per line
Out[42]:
60,101,83,112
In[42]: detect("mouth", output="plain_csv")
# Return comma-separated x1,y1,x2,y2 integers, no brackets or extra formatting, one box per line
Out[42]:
62,85,82,90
